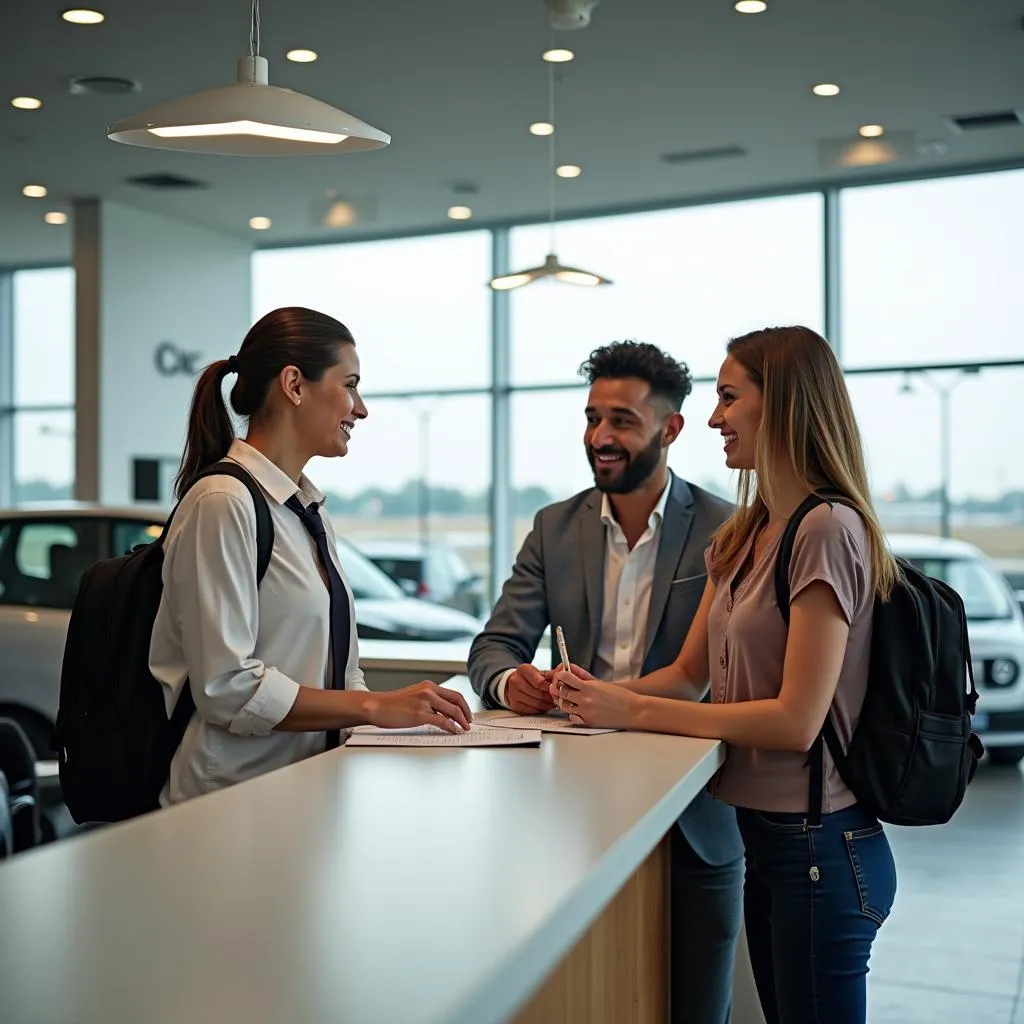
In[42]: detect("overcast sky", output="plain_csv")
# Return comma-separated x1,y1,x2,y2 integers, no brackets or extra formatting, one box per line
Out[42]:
12,168,1024,504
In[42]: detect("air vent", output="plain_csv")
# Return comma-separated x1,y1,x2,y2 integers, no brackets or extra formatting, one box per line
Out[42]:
124,173,208,190
69,75,141,96
660,145,747,165
946,110,1024,133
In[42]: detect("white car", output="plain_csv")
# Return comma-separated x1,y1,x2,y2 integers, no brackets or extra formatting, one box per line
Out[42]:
889,533,1024,766
0,505,164,756
0,505,482,757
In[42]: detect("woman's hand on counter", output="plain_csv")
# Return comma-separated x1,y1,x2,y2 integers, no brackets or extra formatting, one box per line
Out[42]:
363,681,473,734
551,666,641,730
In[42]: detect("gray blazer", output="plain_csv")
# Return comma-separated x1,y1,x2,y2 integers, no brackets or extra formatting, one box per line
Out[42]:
468,473,743,866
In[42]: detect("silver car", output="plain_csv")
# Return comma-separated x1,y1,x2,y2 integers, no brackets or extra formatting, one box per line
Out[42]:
0,506,164,756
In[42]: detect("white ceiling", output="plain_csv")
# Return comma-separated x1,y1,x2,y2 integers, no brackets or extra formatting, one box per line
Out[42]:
2,0,1023,267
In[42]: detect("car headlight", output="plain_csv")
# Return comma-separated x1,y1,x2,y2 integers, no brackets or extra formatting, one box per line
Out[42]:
987,659,1020,687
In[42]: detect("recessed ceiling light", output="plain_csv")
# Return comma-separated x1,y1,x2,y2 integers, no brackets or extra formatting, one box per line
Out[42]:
447,206,473,221
22,185,48,198
324,201,358,228
286,48,318,63
812,83,840,97
543,48,574,63
530,121,555,136
249,216,271,230
61,8,105,24
11,96,42,110
858,124,885,138
44,212,68,225
735,1,767,12
556,164,581,178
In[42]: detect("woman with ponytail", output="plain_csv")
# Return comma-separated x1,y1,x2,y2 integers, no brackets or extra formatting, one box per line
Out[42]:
553,327,899,1023
150,307,472,804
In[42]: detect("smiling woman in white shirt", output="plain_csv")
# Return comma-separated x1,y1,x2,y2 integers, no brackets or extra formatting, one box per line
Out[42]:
149,306,472,804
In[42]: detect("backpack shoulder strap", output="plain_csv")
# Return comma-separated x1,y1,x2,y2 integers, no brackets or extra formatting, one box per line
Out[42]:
772,489,849,827
773,491,838,626
168,460,275,584
163,460,276,758
195,461,275,584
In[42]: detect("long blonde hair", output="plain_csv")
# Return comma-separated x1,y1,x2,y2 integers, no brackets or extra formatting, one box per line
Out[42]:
710,326,900,601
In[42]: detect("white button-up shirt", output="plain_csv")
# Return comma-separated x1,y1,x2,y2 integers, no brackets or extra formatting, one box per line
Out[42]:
591,477,671,682
495,475,672,703
150,439,365,804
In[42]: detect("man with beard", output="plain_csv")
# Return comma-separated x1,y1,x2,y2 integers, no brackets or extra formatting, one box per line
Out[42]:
468,340,743,1024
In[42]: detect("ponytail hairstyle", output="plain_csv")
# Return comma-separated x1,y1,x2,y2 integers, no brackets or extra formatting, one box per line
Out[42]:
174,306,355,499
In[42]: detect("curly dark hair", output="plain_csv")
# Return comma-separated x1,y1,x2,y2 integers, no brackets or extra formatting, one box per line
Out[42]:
578,340,693,411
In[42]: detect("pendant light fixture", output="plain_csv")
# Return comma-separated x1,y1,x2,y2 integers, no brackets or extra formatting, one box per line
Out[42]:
489,47,611,291
107,0,390,156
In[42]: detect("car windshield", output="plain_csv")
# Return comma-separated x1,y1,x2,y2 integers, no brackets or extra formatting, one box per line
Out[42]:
336,539,405,600
904,557,1015,621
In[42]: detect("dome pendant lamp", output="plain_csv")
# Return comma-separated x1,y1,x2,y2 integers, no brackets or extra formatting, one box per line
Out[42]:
107,0,390,156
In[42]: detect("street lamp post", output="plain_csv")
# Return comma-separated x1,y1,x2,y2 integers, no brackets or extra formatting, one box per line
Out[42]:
908,368,979,540
417,405,432,549
937,384,952,540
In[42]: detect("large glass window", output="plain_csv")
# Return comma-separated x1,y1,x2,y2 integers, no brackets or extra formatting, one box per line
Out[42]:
841,169,1024,367
313,394,492,595
252,232,492,391
509,194,825,386
846,366,1024,552
4,268,76,505
13,410,75,503
13,267,75,406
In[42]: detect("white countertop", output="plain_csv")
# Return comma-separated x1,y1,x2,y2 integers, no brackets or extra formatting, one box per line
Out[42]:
1,679,723,1024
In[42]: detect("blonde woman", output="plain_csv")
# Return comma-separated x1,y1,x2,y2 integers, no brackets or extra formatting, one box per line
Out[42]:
554,326,898,1024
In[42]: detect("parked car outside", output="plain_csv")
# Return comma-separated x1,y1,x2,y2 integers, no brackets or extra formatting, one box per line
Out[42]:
0,506,481,757
358,539,488,618
992,558,1024,616
889,534,1024,766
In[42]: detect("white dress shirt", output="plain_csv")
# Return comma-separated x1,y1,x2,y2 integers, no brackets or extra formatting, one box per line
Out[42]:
150,439,366,804
495,475,672,704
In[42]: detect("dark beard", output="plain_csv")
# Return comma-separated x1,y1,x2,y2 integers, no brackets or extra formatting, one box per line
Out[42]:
588,431,663,494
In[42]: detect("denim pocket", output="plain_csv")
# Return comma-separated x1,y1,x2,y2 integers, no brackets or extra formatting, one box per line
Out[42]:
843,824,897,925
753,810,808,835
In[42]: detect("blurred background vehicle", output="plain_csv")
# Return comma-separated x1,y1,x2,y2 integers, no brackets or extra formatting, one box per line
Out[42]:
890,533,1024,767
0,506,481,758
357,539,488,618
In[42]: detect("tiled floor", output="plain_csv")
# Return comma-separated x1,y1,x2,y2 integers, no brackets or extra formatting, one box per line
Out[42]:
867,761,1024,1024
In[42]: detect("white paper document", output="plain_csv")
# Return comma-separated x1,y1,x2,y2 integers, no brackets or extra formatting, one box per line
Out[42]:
480,714,618,736
347,724,542,748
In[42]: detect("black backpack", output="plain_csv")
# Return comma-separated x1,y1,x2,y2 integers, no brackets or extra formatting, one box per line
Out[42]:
775,492,984,828
53,462,274,824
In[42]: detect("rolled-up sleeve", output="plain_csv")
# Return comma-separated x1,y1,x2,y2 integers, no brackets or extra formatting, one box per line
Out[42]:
164,488,300,736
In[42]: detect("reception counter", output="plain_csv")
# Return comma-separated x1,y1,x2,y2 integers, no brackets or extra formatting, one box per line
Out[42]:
3,678,724,1024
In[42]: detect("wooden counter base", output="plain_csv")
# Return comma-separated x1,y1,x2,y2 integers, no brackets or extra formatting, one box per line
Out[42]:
513,836,670,1024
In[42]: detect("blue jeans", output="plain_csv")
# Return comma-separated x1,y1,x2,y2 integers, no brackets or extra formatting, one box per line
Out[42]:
736,804,897,1024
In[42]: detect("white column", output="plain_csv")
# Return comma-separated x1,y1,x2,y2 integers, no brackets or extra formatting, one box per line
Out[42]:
73,199,252,504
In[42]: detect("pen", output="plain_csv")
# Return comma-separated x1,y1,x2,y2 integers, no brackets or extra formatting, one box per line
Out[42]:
555,625,571,673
